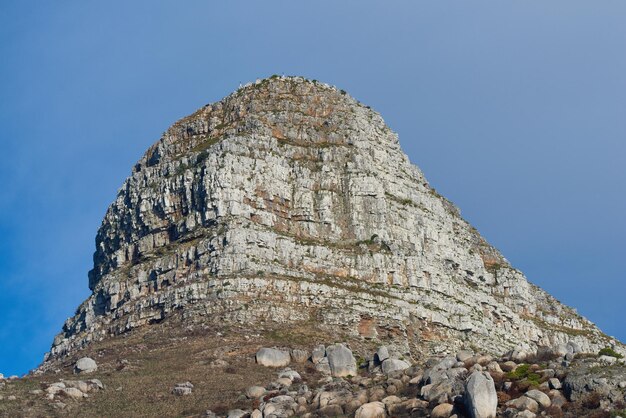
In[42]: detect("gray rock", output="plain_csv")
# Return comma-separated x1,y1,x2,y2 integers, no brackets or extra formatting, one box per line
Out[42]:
226,410,248,418
506,396,538,413
435,356,458,370
246,385,266,398
326,344,357,377
60,387,86,399
74,357,97,374
376,346,390,363
315,357,331,374
290,349,308,363
524,389,550,408
381,359,410,375
278,369,301,382
256,348,290,367
457,350,473,362
311,345,326,364
172,382,193,396
514,411,537,418
548,378,561,390
465,371,497,418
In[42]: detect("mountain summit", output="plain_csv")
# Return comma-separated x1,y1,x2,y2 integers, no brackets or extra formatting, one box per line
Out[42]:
48,76,619,364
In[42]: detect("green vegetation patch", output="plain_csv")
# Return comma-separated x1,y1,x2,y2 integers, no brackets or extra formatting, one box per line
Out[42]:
506,364,542,386
598,347,624,359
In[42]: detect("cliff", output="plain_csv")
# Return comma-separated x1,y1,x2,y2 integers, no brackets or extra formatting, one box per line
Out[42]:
45,76,622,366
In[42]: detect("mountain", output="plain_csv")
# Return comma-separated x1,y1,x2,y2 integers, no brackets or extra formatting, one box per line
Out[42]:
45,76,618,364
6,76,623,418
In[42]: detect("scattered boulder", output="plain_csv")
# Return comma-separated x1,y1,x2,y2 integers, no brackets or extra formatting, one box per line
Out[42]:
506,396,539,413
315,357,332,374
524,389,551,408
226,409,248,418
465,371,497,418
381,359,410,375
290,349,308,363
59,387,86,400
312,345,326,364
431,402,454,418
457,350,473,362
355,401,387,418
74,357,97,374
376,346,390,363
246,386,266,398
501,361,518,372
256,348,290,367
172,382,193,396
278,369,301,382
326,344,357,377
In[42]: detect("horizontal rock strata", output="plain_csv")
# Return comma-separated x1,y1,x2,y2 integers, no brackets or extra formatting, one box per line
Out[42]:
45,76,622,365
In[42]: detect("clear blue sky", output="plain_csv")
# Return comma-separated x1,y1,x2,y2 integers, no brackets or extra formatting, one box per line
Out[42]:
1,1,625,376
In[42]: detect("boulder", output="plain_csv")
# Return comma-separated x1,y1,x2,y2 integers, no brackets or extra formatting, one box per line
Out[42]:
486,361,503,373
457,350,473,362
246,386,266,398
435,356,458,370
172,382,193,396
506,396,539,412
60,387,86,399
326,344,357,377
506,396,539,413
514,411,537,418
501,361,518,372
315,357,331,374
465,371,497,418
256,348,290,367
319,404,344,416
381,359,410,375
74,357,97,374
387,399,428,416
311,345,326,364
524,389,551,408
376,346,390,363
290,349,308,363
278,369,301,382
355,401,387,418
431,403,454,418
381,395,401,406
226,410,248,418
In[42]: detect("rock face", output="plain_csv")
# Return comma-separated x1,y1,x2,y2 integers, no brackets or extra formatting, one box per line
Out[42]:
45,76,623,364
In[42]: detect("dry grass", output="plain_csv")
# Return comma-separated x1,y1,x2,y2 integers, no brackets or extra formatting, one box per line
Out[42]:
0,317,336,418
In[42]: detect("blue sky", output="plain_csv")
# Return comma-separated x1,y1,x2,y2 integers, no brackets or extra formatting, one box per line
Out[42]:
1,1,624,376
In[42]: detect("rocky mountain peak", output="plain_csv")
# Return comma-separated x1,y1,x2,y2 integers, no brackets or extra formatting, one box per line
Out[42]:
47,76,622,366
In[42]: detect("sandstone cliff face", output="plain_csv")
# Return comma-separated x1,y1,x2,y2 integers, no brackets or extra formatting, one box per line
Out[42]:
46,76,620,364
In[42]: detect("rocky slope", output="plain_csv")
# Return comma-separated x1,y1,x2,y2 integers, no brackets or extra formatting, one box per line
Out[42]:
45,75,622,368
